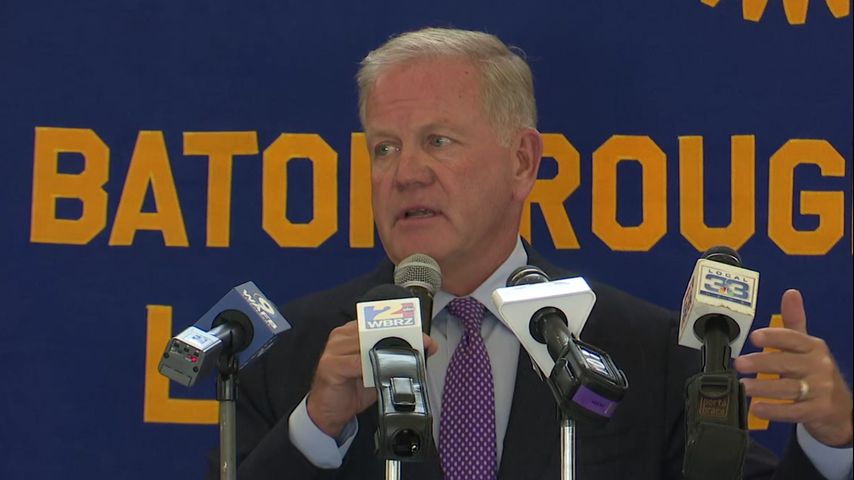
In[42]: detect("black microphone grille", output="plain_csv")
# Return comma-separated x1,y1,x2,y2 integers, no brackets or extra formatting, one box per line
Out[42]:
394,254,442,294
360,284,412,303
701,246,743,267
506,265,550,287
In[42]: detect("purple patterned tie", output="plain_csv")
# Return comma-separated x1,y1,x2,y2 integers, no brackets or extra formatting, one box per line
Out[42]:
439,297,497,480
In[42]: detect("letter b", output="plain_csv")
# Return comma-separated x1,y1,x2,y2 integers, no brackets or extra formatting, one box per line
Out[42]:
31,127,108,244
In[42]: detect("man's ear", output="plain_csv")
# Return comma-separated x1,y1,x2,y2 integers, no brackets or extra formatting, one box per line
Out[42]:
510,127,543,201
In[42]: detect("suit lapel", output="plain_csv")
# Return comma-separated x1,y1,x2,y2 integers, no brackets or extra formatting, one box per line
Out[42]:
497,244,573,479
498,347,559,479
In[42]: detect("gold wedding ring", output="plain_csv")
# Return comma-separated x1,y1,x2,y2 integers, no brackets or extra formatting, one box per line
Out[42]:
797,379,810,402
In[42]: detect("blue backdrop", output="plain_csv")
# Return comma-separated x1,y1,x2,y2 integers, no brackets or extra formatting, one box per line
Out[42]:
1,1,851,478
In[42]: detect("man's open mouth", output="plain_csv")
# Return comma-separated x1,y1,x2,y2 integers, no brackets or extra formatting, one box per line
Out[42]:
404,208,437,218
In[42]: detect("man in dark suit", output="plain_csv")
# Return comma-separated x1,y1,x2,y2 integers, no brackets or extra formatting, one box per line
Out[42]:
215,27,853,479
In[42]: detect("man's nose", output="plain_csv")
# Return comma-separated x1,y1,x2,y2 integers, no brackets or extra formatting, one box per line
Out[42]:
394,146,434,188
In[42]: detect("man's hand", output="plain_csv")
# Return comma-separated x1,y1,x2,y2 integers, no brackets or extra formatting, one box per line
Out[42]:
306,320,437,438
735,289,853,447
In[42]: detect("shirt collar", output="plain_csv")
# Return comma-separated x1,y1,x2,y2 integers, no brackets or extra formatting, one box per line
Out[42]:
433,238,528,320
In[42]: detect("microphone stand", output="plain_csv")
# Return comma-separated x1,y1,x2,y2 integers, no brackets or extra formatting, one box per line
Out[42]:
545,337,626,480
560,413,576,480
385,460,401,480
216,354,239,480
539,314,578,480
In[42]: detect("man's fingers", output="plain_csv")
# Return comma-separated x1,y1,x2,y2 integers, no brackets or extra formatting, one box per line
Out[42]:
735,351,810,376
317,352,365,378
324,321,362,353
780,289,807,334
741,377,804,401
423,334,438,356
749,400,814,424
748,328,815,353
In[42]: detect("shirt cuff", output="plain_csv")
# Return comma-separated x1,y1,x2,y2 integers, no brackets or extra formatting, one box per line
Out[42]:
796,423,853,480
288,395,358,469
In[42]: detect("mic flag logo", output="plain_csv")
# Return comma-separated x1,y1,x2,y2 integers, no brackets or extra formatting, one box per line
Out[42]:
700,0,849,24
699,266,756,307
240,287,281,330
362,300,417,329
356,297,423,387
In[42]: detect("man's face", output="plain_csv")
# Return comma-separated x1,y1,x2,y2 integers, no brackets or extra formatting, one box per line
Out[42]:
364,56,531,279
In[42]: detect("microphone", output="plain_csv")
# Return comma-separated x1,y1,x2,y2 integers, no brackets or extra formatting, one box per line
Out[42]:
356,284,427,388
496,266,627,423
356,284,432,461
678,246,760,369
394,254,441,335
492,268,596,376
680,246,758,480
158,281,290,387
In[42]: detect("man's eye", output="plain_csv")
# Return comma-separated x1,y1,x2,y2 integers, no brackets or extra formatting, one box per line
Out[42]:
429,136,452,147
374,143,398,156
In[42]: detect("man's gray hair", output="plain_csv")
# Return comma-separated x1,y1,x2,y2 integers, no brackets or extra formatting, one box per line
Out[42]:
357,27,537,145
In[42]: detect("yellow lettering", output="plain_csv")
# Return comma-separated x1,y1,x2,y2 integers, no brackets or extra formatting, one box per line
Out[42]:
109,131,189,246
742,0,769,21
520,134,580,249
143,305,218,424
768,140,845,255
349,133,374,248
183,131,259,247
592,135,667,251
825,0,850,18
262,134,338,247
782,0,809,24
679,135,756,251
30,127,109,244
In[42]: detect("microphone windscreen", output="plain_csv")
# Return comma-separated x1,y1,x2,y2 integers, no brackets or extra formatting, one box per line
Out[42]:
506,265,550,287
701,246,742,267
394,254,441,294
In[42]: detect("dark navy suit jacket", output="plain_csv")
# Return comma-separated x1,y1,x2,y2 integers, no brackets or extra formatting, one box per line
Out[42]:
210,249,824,479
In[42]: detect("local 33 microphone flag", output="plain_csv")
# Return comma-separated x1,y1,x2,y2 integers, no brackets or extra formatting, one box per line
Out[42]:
678,256,759,357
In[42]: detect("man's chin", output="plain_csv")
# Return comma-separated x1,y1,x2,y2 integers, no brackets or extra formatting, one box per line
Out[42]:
387,243,448,266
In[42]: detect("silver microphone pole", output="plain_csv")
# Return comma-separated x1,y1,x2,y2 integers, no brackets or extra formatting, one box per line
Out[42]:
561,415,576,480
385,460,401,480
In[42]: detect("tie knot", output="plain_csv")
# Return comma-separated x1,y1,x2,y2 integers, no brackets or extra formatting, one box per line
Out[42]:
447,297,486,334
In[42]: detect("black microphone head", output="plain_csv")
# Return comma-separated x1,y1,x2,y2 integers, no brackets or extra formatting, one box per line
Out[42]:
360,284,412,303
394,254,441,295
506,265,551,287
701,246,742,267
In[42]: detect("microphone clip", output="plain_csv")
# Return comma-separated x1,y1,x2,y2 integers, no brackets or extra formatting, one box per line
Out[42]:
683,370,748,480
369,341,433,462
546,336,628,424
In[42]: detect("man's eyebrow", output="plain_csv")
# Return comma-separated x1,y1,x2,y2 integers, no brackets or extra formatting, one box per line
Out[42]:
417,121,470,137
364,128,398,142
418,122,450,133
365,121,470,141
